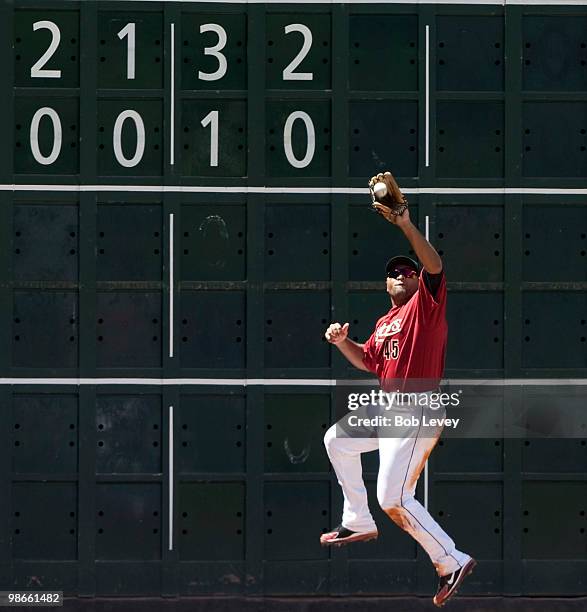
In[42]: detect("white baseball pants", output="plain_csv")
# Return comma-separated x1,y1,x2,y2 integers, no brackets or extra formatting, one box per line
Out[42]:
324,400,470,577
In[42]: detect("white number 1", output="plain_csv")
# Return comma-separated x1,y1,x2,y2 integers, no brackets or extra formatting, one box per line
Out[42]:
117,23,136,80
200,110,219,167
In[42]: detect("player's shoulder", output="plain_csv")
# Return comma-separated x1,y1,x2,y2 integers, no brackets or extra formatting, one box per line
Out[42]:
420,268,446,281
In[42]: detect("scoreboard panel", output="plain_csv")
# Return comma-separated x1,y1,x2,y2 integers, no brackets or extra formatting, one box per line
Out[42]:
0,0,586,601
4,2,587,182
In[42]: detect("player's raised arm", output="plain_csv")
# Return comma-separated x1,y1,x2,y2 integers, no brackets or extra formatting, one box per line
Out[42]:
369,172,442,274
398,220,442,275
324,322,369,371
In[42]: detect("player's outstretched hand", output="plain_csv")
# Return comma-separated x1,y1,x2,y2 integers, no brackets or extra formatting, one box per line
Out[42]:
325,322,349,345
368,171,410,228
372,201,411,227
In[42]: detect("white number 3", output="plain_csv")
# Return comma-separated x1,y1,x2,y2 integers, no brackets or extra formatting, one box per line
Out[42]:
198,24,228,82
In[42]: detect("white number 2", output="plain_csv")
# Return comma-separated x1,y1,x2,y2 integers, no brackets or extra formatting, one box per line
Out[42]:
31,21,61,79
200,110,219,167
283,24,313,81
198,24,227,82
117,23,136,80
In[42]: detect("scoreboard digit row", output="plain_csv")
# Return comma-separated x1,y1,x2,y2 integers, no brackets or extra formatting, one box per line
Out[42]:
16,13,332,89
18,101,325,175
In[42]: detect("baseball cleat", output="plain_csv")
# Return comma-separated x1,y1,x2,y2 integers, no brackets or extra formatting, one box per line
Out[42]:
432,557,477,607
320,524,378,547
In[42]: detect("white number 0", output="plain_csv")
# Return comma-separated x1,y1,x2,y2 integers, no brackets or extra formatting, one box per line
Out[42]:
30,107,62,165
283,111,315,169
112,110,145,168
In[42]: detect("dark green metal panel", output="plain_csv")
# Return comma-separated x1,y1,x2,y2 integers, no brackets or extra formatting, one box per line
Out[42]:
436,16,504,91
95,483,162,560
265,204,330,281
14,204,78,281
95,394,162,474
97,12,164,89
523,16,587,91
178,483,245,560
522,102,587,178
179,291,245,368
264,482,330,560
522,439,587,473
97,204,162,281
435,204,504,282
446,292,504,371
97,99,163,176
264,394,330,473
521,293,587,369
349,15,418,92
264,292,330,368
522,204,587,281
181,100,247,177
14,9,79,88
180,203,246,281
14,98,79,175
434,439,503,473
95,292,162,368
12,394,78,474
521,482,587,559
265,13,331,90
177,394,246,473
12,483,78,560
349,101,418,178
437,101,504,178
13,291,78,369
181,13,247,91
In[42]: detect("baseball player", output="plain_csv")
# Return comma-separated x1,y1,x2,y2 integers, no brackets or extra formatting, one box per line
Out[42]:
321,173,476,607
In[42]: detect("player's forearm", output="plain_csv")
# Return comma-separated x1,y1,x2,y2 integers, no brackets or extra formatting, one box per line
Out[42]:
400,221,442,274
336,338,369,371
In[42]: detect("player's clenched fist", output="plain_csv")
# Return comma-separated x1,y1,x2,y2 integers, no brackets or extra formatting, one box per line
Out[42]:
325,322,350,345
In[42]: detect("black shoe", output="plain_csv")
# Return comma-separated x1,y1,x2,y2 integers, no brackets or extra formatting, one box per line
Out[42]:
433,557,477,607
320,524,378,547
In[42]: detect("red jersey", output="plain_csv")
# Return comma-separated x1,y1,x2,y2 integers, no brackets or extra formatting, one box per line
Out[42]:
362,270,447,392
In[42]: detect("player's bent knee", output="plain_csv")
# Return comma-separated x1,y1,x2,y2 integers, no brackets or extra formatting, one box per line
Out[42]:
376,486,402,511
378,493,401,512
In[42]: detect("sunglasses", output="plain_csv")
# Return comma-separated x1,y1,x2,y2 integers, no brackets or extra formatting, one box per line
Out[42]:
387,266,417,279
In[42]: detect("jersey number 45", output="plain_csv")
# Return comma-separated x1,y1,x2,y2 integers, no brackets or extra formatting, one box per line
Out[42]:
383,338,399,360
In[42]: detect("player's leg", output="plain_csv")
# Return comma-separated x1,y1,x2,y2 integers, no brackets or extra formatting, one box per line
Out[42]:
376,422,472,577
321,423,379,544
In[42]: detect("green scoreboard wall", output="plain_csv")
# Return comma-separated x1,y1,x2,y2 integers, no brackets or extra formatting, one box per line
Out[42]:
0,0,586,599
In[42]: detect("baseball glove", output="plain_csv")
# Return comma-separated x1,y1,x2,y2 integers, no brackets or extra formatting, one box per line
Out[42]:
368,171,409,218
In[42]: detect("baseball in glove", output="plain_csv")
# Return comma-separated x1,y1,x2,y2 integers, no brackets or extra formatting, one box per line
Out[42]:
368,171,409,219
